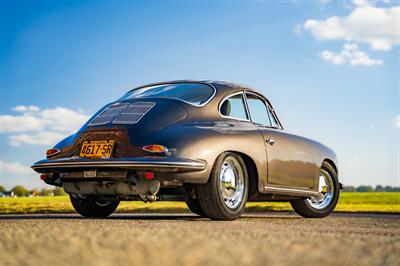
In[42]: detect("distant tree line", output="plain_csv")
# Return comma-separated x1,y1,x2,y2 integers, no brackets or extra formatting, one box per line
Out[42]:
0,185,67,197
342,185,400,192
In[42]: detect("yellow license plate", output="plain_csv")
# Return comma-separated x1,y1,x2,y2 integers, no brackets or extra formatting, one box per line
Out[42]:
79,140,115,158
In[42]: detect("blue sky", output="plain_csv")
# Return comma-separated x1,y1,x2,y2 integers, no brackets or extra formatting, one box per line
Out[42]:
0,0,399,189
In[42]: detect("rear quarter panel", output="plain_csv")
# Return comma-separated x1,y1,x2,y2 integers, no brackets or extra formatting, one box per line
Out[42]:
153,120,267,185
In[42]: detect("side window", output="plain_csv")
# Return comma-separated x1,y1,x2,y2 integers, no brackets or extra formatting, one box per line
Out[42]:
220,93,248,120
267,105,280,128
246,94,271,126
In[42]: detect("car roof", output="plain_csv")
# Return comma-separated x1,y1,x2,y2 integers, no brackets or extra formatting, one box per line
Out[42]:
127,80,281,127
131,79,261,97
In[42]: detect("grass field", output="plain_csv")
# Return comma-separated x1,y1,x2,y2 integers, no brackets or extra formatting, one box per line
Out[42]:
0,192,399,214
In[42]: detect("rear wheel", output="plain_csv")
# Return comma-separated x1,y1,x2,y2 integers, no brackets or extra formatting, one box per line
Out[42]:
69,195,119,218
185,198,205,216
290,162,339,218
197,152,248,220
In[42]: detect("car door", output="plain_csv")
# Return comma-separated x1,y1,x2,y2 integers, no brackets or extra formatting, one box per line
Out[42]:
245,92,315,189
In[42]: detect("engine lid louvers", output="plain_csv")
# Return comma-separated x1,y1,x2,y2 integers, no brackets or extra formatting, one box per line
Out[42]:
88,102,155,126
112,102,156,125
88,103,130,126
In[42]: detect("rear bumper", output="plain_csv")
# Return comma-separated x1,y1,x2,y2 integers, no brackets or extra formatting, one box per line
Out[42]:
31,157,207,173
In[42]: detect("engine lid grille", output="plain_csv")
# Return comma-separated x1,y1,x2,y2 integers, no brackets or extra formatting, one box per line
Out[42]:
88,102,155,126
113,102,156,125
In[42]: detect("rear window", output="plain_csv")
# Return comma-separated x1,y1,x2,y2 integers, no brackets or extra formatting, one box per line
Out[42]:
120,83,215,106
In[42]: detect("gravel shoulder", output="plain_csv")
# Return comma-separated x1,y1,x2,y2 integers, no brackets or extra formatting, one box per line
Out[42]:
1,212,399,266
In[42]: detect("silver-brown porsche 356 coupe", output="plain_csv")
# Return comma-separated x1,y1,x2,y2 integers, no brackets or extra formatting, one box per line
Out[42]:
32,80,341,220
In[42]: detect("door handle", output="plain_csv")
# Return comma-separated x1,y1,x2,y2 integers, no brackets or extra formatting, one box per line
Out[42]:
266,138,275,145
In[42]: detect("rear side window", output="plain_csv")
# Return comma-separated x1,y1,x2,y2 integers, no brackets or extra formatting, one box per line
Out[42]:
120,83,215,106
246,94,271,126
220,93,248,120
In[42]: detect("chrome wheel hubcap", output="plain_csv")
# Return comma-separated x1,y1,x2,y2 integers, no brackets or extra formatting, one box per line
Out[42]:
307,169,334,209
219,157,244,209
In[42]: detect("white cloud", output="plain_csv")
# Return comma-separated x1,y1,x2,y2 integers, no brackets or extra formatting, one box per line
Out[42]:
0,161,32,175
13,105,40,112
0,115,48,133
9,132,68,147
0,106,89,146
353,0,393,7
353,0,371,7
394,115,400,128
41,107,88,132
303,4,400,51
320,43,383,65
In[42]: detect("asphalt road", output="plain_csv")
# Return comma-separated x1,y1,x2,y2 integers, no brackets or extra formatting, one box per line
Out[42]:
1,212,399,266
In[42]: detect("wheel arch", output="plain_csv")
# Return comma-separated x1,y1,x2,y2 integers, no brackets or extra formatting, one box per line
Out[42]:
322,158,342,189
225,150,259,197
322,158,338,176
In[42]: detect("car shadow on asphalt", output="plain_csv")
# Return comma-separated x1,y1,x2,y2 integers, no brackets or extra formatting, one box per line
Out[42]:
0,213,214,221
1,212,398,221
0,212,304,221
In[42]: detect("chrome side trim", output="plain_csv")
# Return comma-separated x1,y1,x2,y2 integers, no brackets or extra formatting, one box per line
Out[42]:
264,185,319,197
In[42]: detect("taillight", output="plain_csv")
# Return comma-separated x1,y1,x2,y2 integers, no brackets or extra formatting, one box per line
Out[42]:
142,144,168,154
46,148,61,158
144,171,154,180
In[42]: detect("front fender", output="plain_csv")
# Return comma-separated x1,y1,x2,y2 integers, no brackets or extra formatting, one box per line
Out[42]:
308,139,339,176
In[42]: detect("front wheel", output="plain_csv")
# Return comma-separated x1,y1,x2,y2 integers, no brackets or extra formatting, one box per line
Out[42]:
69,195,119,218
291,162,339,218
196,152,249,220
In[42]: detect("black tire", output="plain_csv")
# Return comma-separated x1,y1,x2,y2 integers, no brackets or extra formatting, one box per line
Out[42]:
69,195,119,218
196,152,249,220
290,162,340,218
185,198,205,216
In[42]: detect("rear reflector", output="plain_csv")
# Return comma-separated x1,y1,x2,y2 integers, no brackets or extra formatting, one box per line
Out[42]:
142,144,168,154
46,148,61,158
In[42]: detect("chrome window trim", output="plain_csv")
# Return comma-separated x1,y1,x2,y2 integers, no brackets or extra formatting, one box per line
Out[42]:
266,105,282,129
243,92,272,127
218,91,251,122
245,91,283,130
123,82,217,108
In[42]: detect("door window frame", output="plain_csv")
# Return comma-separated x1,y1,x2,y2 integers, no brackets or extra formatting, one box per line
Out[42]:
244,91,284,130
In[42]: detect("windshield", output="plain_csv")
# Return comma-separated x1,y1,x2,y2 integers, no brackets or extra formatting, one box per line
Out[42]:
120,83,215,106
